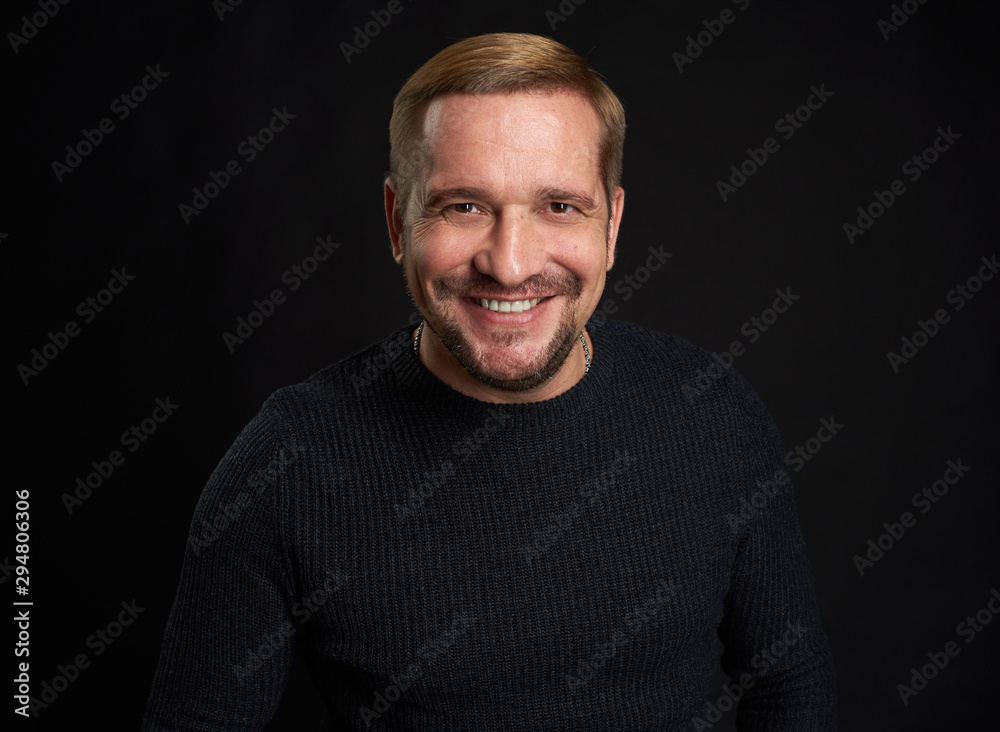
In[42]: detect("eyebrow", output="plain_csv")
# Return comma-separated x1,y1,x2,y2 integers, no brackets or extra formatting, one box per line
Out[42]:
534,188,599,212
424,187,495,210
423,186,598,212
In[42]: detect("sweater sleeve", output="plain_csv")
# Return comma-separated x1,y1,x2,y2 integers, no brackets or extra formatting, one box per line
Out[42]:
142,396,300,731
715,373,838,731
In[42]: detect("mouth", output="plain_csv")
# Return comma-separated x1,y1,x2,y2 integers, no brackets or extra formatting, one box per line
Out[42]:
471,296,547,313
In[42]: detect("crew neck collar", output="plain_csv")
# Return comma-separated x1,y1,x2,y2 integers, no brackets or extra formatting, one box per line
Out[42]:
389,317,614,428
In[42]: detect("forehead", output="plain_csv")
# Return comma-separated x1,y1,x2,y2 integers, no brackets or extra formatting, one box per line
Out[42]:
420,91,602,189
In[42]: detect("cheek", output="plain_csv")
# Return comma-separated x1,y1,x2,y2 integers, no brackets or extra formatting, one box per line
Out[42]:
552,230,610,279
410,227,479,279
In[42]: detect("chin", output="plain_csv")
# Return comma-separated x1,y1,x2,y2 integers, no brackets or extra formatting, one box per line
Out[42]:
436,319,580,393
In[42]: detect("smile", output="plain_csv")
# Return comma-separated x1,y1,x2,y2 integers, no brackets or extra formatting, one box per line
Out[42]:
474,297,545,313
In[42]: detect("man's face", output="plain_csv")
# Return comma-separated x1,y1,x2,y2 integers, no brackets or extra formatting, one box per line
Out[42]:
389,90,624,394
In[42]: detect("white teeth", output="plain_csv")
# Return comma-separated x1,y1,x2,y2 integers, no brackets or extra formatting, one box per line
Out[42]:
478,297,543,312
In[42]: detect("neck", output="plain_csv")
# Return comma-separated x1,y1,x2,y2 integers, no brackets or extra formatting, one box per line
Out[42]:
414,324,592,404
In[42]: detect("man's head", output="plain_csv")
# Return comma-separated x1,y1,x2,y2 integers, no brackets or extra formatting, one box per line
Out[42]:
384,33,626,401
388,33,625,225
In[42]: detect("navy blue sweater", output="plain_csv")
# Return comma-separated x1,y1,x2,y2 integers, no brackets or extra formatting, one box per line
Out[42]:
143,318,836,730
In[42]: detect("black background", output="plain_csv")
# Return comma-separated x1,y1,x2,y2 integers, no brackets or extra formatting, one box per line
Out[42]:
6,0,998,729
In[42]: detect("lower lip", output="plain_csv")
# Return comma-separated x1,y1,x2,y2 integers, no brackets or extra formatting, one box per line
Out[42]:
461,296,553,325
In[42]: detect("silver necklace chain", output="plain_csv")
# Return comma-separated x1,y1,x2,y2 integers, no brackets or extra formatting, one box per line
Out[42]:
413,321,590,374
578,329,590,373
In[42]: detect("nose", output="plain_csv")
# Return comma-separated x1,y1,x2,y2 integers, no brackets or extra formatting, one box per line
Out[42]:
471,209,548,288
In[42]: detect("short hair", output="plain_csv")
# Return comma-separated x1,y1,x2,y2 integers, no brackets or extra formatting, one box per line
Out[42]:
388,32,626,220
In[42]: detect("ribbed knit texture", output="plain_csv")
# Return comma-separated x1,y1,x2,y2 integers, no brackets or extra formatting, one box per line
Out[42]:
143,318,836,731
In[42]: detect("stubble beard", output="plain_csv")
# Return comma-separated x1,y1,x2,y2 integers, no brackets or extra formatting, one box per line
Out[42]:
402,255,586,393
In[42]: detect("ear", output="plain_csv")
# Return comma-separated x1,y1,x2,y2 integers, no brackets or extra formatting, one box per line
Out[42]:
605,186,625,271
384,177,405,264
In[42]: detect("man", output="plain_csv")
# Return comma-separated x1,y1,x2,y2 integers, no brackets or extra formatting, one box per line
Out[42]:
144,33,836,730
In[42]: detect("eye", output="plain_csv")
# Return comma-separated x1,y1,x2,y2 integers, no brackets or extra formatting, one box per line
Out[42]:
449,203,481,214
548,202,576,214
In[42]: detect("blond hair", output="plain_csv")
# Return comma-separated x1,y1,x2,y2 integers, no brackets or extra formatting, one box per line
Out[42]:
388,32,625,217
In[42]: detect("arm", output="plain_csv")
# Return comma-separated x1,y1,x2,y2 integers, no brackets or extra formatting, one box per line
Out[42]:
142,397,301,731
717,378,838,730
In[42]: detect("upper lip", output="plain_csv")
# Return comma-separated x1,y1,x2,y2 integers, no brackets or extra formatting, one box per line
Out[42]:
468,294,549,300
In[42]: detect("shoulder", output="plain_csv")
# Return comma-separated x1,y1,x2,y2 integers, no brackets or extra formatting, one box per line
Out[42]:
596,317,715,370
256,325,412,431
595,317,751,392
596,317,778,439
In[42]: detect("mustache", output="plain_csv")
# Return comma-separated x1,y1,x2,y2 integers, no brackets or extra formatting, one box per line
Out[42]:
432,271,584,301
